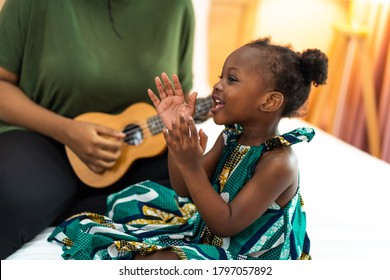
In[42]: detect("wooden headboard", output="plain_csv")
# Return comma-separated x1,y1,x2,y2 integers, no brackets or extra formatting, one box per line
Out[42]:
207,0,260,86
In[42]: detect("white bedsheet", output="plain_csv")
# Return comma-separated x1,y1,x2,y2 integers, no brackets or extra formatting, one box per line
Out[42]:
278,118,390,260
6,117,390,260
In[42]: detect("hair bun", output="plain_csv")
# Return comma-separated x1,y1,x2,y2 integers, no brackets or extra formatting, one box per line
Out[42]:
300,49,328,86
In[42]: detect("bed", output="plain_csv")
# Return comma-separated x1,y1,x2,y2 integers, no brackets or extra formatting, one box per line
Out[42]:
5,0,390,261
6,116,390,260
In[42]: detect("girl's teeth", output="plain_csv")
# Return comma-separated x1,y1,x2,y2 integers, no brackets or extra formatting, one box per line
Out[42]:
214,99,224,109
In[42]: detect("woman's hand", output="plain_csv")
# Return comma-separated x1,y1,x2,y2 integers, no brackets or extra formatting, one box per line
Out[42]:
65,120,125,174
163,114,208,171
148,73,197,131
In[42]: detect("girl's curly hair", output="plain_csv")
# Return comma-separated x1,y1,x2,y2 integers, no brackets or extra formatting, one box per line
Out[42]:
246,37,328,117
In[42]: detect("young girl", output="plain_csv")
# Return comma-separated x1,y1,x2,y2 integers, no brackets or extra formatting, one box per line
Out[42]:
48,37,328,260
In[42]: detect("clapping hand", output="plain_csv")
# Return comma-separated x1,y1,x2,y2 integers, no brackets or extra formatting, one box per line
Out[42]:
147,73,197,131
163,113,208,170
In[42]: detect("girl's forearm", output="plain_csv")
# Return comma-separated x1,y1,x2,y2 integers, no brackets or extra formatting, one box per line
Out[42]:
180,166,233,237
168,151,191,197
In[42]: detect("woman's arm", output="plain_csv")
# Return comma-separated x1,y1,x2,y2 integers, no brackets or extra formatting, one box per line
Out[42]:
0,67,125,174
0,68,73,142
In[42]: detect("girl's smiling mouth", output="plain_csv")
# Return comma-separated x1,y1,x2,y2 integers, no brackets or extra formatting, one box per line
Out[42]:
212,96,225,112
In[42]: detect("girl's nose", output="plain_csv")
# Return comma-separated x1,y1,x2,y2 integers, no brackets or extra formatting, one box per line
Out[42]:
213,80,223,91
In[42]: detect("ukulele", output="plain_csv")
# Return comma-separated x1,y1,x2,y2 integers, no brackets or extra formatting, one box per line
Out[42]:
66,96,212,188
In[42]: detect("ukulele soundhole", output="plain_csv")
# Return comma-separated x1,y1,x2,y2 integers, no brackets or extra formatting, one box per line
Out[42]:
123,124,144,145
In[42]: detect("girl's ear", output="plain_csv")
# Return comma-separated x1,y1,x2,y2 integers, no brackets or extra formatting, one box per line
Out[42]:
260,91,284,112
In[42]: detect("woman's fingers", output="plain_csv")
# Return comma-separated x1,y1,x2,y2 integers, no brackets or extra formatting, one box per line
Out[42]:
96,125,125,140
88,164,105,174
89,125,124,166
86,149,121,174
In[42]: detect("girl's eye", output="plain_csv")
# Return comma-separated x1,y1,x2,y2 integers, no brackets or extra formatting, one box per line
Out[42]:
218,75,238,83
228,75,238,82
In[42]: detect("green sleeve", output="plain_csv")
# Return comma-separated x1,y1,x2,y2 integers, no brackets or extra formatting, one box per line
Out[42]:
177,0,195,94
0,0,32,75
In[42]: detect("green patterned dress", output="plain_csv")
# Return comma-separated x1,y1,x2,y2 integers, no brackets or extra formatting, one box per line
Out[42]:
48,126,314,260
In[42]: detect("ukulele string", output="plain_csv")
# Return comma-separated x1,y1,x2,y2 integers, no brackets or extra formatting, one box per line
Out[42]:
122,123,155,138
121,120,164,140
122,97,212,141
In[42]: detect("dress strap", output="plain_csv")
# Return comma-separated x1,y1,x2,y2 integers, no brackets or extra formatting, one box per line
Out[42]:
264,127,315,151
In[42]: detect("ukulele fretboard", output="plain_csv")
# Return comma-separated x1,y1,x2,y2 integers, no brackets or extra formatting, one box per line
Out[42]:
148,115,165,135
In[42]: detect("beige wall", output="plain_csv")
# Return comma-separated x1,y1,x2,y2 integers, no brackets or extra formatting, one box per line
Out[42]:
255,0,348,53
0,0,4,10
206,0,347,86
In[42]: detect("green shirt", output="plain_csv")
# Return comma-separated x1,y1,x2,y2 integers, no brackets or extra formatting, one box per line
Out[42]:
0,0,194,133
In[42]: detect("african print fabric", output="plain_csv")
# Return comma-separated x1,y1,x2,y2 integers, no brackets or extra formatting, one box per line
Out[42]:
48,126,314,260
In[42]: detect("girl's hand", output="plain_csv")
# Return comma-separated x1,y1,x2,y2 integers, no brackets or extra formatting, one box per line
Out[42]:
148,73,197,131
163,114,208,171
65,120,125,174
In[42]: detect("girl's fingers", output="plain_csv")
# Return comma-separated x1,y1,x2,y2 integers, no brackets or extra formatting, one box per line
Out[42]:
153,73,184,100
147,89,160,107
187,91,198,115
178,114,198,145
155,76,167,99
161,72,174,96
179,114,188,135
199,128,208,152
188,117,199,144
166,115,201,147
172,74,184,98
163,129,171,145
170,121,181,142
